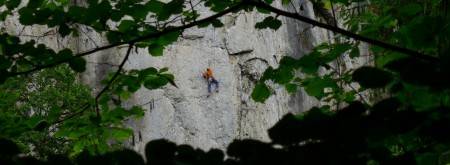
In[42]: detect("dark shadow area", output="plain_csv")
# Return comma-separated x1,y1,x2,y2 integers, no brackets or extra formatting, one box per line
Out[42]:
2,98,450,165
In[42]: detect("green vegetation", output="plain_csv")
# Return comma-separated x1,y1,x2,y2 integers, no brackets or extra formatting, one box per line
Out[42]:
0,66,92,157
0,65,145,157
0,0,449,164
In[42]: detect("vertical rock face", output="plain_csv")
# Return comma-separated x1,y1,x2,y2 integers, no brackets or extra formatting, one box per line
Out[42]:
117,1,331,152
2,0,340,153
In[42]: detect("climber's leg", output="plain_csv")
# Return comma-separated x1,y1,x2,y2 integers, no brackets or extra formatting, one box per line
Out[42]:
212,79,219,92
207,78,212,93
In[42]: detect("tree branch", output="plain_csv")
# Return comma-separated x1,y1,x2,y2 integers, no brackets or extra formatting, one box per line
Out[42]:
249,0,438,62
51,103,91,126
9,2,245,79
48,44,134,126
94,44,134,117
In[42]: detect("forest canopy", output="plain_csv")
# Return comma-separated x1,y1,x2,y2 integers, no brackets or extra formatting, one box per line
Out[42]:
0,0,449,164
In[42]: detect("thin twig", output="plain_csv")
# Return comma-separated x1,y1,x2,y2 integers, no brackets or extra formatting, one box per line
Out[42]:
79,25,100,48
289,0,300,15
348,83,369,105
249,0,437,62
8,2,245,78
330,0,338,27
94,44,134,117
51,103,91,126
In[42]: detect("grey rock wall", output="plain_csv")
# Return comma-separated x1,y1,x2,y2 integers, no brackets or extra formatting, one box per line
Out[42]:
1,0,363,154
117,0,329,153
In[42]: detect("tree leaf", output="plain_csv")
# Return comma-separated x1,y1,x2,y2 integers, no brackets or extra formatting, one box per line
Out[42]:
285,83,298,94
211,19,224,27
58,23,71,37
143,75,169,89
251,82,271,103
399,3,422,16
302,76,338,99
69,57,86,72
118,20,136,33
18,8,35,25
353,67,393,88
255,16,282,30
148,44,164,56
6,0,21,9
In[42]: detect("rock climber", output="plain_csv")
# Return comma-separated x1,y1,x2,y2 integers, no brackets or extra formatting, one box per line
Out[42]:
202,68,219,97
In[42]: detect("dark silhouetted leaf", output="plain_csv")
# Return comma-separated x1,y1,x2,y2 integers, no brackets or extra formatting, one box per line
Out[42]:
255,16,282,30
69,57,86,72
353,67,393,88
251,82,271,102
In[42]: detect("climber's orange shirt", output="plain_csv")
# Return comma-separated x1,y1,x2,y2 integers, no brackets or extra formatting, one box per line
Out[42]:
203,69,214,79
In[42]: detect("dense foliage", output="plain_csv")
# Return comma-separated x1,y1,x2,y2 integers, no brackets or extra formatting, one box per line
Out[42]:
0,66,92,156
250,0,450,164
0,0,449,164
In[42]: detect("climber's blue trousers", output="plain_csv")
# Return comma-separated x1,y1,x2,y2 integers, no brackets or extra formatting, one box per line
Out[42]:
208,78,219,93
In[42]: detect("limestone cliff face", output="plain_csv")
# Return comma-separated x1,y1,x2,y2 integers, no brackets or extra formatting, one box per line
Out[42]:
115,1,331,152
2,0,338,153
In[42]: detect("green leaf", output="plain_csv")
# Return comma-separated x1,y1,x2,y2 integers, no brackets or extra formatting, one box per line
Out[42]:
129,106,145,118
69,57,86,72
109,128,132,140
349,47,360,58
352,67,393,88
148,44,164,56
204,0,233,12
139,67,158,79
211,19,224,27
160,73,177,87
110,11,124,22
18,8,35,25
155,0,184,21
285,83,298,94
143,75,169,89
375,52,407,67
106,31,123,43
146,0,164,14
251,82,271,103
56,49,73,61
255,16,282,30
327,43,352,62
72,141,86,155
58,24,71,37
0,57,12,70
118,20,136,33
394,84,443,111
27,0,44,9
6,0,21,9
256,7,270,14
281,0,292,5
399,3,422,16
159,67,169,73
157,31,180,45
273,66,294,84
263,0,274,4
416,153,438,165
302,76,338,99
298,52,320,74
33,120,49,131
122,76,141,92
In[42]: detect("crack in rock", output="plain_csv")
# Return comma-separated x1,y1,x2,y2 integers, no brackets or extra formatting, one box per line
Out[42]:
181,34,204,40
238,57,269,83
229,49,254,56
223,40,254,56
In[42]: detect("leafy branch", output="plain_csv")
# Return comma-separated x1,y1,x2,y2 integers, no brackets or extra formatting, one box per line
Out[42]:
7,1,245,79
249,0,438,62
5,0,438,83
94,43,134,117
